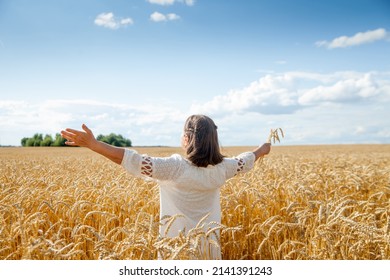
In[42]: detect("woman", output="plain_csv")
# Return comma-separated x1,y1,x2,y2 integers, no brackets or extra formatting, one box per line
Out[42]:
61,115,271,259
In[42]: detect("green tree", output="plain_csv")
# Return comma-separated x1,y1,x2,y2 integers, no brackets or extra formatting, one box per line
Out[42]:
25,133,43,147
21,133,66,147
26,138,35,147
97,133,132,147
21,137,29,147
41,134,53,146
52,133,67,147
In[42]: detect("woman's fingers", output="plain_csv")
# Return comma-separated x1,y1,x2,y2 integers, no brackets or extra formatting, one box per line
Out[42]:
60,130,73,140
64,128,82,135
61,130,78,140
60,125,94,147
82,124,93,136
61,128,84,146
64,141,77,146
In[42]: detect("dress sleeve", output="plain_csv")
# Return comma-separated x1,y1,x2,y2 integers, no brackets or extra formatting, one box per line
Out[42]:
224,152,256,180
121,149,184,181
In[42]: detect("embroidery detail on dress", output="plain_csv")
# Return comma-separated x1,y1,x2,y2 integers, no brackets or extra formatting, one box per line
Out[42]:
141,156,153,177
236,158,245,173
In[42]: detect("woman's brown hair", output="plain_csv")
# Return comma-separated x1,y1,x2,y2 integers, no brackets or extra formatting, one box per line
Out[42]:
184,115,224,167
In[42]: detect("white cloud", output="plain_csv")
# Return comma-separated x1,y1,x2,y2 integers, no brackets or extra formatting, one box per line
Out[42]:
167,13,181,21
147,0,195,6
147,0,175,5
120,18,134,25
94,12,133,29
298,73,383,105
191,71,390,115
183,0,195,5
150,12,180,22
150,12,166,22
316,28,389,49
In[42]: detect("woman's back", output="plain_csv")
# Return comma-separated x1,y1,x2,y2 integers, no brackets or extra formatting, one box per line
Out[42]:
121,149,256,259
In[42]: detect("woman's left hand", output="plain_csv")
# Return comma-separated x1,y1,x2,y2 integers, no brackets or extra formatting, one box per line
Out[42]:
60,124,97,148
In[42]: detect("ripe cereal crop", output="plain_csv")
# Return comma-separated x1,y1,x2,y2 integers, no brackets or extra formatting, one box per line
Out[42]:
0,145,389,260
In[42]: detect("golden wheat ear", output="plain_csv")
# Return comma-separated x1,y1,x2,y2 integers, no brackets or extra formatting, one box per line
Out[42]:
267,128,284,144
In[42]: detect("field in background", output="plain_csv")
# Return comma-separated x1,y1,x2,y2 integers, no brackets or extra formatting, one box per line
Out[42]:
0,145,389,260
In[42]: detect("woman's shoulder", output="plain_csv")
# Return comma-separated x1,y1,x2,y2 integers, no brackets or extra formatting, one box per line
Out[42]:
171,153,184,158
168,153,186,162
154,153,188,165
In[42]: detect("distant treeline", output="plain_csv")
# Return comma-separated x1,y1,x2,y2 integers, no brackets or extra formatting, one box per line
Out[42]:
21,134,66,147
21,133,132,147
96,133,132,147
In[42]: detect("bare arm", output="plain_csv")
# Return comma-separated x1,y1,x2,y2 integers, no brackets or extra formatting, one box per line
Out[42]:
253,143,271,161
60,124,125,164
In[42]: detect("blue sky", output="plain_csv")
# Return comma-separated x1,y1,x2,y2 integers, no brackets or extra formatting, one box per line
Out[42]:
0,0,389,146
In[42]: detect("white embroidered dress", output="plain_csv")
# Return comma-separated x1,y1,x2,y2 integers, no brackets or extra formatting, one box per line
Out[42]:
121,149,255,259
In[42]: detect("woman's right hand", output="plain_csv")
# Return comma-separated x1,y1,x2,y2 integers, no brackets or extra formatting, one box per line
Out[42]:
259,143,271,156
253,142,271,161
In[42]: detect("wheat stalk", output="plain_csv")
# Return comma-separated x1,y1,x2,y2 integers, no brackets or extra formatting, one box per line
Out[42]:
267,128,284,144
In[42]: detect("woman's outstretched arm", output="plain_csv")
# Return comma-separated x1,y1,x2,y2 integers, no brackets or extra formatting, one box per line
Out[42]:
253,143,271,161
60,124,125,164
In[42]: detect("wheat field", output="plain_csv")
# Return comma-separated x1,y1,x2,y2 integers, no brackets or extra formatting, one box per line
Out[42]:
0,145,389,260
